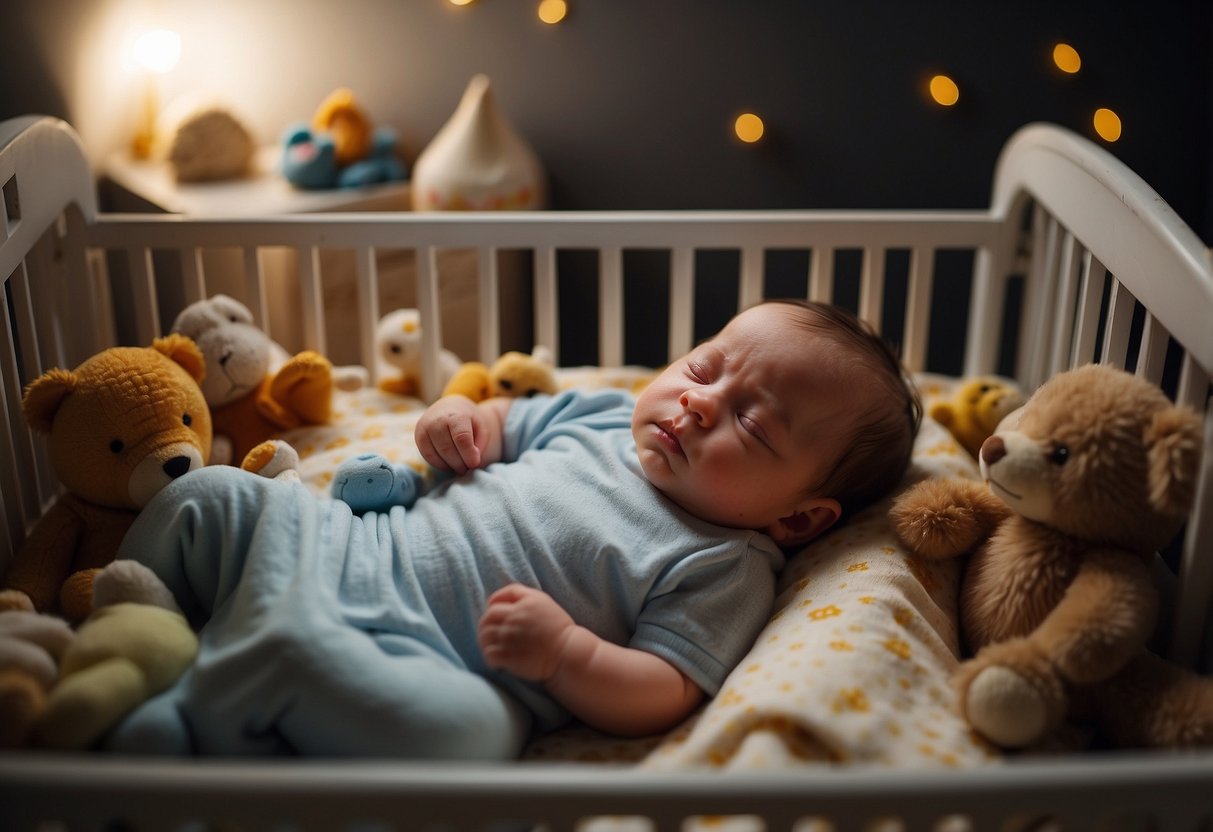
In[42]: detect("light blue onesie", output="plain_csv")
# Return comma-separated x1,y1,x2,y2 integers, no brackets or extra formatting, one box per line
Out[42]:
107,390,784,759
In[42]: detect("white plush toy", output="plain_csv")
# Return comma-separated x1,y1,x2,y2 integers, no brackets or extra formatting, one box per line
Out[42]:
375,308,462,400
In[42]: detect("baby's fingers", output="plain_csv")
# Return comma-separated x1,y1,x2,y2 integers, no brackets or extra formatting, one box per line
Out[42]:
420,420,480,474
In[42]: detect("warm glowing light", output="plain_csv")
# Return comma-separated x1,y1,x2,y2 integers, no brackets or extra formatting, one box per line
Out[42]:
449,0,475,5
928,74,959,107
1052,42,1081,74
734,113,765,143
1093,108,1122,142
538,0,568,24
132,29,181,75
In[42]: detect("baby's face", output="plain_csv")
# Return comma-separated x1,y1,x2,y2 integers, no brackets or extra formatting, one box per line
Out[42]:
632,304,858,536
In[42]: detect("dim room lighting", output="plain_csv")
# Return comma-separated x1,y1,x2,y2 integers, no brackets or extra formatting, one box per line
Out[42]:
734,113,764,143
1093,108,1122,142
928,74,959,107
1052,42,1081,74
448,0,475,6
538,0,567,24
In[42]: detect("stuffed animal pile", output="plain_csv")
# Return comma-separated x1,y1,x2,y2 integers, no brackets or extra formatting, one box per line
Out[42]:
891,363,1213,750
0,337,211,748
171,294,358,467
0,335,211,623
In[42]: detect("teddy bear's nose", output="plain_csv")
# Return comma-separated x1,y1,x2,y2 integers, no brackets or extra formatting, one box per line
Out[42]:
980,436,1006,465
163,456,192,479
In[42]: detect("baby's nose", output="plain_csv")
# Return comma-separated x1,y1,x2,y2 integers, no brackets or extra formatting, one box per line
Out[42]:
680,388,716,426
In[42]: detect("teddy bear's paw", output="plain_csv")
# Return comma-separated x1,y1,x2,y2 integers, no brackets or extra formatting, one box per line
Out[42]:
964,666,1050,748
59,569,102,624
93,561,181,614
890,478,1003,559
241,440,301,482
0,589,35,614
0,668,48,748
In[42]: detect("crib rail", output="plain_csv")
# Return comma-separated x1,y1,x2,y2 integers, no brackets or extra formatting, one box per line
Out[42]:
83,209,1000,391
3,752,1213,832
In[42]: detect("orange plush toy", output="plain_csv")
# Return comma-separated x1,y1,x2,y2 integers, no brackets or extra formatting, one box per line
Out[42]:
171,294,338,466
0,335,212,623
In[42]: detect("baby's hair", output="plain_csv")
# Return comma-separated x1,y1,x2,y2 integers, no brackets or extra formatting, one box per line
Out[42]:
765,299,922,517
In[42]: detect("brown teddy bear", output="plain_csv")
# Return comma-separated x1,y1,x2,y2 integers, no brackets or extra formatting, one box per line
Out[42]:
171,294,347,466
890,363,1213,750
0,335,212,624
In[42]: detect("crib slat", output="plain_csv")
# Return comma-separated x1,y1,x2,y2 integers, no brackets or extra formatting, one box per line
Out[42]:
0,268,39,541
416,245,442,403
127,246,160,344
181,247,205,305
740,245,763,311
1135,313,1169,383
477,247,501,364
1071,251,1107,367
1017,207,1055,391
244,247,268,334
859,246,885,333
1172,405,1213,668
62,210,105,361
599,246,623,367
668,247,694,363
962,247,1000,377
808,247,833,303
1176,353,1210,412
1101,278,1135,369
1047,232,1083,378
901,246,934,374
28,231,65,372
534,246,558,364
356,246,380,380
296,246,326,355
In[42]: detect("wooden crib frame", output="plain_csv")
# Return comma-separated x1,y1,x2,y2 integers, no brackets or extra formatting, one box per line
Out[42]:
1,115,1212,831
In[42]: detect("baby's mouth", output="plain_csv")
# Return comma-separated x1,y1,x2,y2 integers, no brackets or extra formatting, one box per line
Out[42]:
657,422,684,458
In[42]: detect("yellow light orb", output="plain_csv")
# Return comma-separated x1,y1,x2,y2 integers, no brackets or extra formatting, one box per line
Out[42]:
1093,108,1122,142
734,113,765,143
132,29,181,74
1052,42,1081,73
928,74,960,107
448,0,475,5
538,0,568,24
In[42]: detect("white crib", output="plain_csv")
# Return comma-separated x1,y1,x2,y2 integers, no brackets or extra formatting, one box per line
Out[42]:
0,114,1212,831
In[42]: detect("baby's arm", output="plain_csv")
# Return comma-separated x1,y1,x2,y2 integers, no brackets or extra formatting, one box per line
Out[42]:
478,584,704,737
415,395,513,474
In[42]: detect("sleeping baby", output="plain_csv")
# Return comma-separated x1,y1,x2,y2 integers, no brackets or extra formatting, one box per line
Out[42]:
106,300,920,758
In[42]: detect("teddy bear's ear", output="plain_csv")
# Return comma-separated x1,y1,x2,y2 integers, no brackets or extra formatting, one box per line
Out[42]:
152,334,207,384
1145,405,1203,517
22,368,79,435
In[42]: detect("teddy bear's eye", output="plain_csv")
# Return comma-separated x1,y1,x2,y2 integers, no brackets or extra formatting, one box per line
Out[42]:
1049,445,1070,466
390,344,402,354
499,379,514,391
110,439,124,454
183,413,192,427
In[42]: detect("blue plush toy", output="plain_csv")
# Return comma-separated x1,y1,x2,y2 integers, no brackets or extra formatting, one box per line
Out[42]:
331,453,425,514
281,124,406,190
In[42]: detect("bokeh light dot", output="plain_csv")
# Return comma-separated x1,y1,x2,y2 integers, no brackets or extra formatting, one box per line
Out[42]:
928,74,960,107
1094,108,1122,142
734,113,765,143
1053,42,1081,73
538,0,568,24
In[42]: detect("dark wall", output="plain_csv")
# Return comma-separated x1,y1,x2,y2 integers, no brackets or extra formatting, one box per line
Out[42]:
1,0,1209,367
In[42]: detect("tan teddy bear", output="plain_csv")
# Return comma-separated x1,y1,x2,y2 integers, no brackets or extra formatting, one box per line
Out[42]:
890,363,1213,750
0,335,212,624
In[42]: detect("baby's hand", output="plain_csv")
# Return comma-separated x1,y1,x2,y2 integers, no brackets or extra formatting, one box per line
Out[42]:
415,395,494,474
478,583,576,682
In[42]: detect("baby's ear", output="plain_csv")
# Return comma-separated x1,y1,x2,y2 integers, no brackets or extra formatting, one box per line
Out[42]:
767,499,840,548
